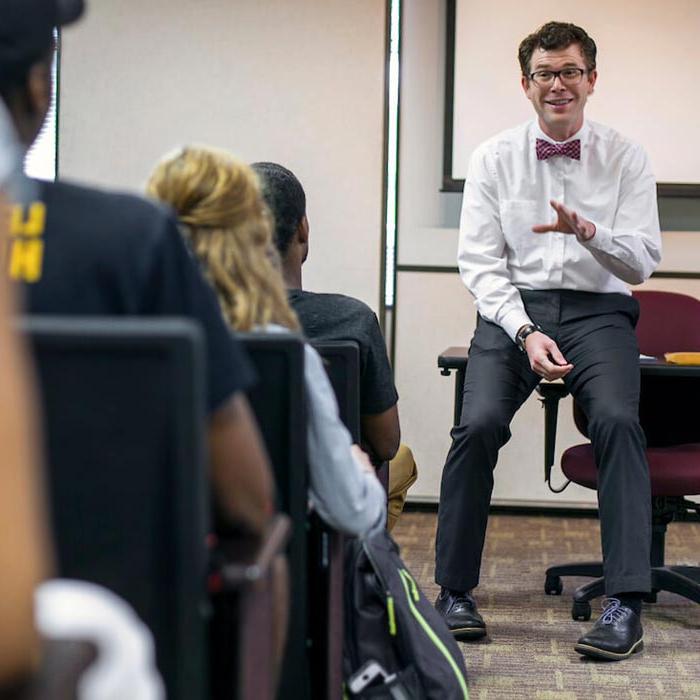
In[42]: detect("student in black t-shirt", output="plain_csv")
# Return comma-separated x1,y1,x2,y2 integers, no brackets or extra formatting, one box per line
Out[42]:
253,162,416,527
1,0,287,674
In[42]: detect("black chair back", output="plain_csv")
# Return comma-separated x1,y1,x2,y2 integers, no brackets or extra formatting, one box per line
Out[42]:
238,332,310,699
22,317,209,700
312,340,361,442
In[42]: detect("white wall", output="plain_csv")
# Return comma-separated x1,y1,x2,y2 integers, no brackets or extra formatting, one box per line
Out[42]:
58,0,387,311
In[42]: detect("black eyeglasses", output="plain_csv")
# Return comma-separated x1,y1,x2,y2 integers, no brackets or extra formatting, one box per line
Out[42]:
528,68,588,87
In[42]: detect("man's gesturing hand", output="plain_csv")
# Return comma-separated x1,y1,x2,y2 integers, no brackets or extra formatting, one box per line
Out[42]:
524,331,573,381
532,200,596,243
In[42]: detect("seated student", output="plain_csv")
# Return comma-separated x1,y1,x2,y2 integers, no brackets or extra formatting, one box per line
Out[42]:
1,0,287,680
252,162,416,525
147,146,386,538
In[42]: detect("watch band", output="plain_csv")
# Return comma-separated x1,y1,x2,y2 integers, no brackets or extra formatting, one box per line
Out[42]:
516,323,540,352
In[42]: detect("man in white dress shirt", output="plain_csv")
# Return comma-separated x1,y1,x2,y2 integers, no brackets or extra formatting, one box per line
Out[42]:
434,21,661,660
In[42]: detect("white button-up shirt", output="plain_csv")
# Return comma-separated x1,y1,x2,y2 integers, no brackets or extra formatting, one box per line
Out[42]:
457,119,662,341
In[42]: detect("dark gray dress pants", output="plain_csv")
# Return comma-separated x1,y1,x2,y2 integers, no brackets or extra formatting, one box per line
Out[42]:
435,290,652,596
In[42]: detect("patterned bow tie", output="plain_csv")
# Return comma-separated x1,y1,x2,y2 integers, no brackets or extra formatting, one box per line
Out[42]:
536,138,581,161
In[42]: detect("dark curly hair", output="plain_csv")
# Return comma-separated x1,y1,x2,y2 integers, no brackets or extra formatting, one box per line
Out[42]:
251,162,306,257
518,21,596,78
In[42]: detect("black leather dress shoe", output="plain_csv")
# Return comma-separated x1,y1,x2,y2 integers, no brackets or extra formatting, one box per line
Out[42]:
434,588,486,640
574,598,644,660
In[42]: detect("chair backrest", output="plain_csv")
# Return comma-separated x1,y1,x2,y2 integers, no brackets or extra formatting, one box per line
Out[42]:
573,291,700,444
633,290,700,356
634,291,700,446
237,333,311,699
21,317,209,700
311,340,361,441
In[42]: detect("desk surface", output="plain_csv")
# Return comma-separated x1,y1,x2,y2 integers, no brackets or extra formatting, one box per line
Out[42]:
438,346,700,378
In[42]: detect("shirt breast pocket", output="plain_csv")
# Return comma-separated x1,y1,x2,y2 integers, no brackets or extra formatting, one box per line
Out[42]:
499,199,538,256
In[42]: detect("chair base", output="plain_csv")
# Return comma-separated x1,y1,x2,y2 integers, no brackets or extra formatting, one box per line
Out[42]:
544,562,700,621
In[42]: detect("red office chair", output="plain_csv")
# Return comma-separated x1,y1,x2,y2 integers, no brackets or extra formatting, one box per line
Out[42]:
542,291,700,620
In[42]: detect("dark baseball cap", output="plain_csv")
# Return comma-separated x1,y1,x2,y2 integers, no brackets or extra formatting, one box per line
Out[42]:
0,0,84,68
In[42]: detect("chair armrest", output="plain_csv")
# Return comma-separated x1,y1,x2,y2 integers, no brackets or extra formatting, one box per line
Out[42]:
438,347,469,426
211,514,291,591
307,516,345,699
437,346,468,376
535,382,571,489
208,514,291,700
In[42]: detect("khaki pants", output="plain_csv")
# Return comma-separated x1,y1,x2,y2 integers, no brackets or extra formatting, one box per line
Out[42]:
387,444,418,531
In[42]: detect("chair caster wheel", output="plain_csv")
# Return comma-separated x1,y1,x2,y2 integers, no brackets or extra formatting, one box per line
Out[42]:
544,575,563,595
572,600,591,621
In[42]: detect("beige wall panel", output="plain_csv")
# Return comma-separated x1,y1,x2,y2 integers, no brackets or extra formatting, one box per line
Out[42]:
58,0,386,310
656,233,700,273
395,269,700,505
394,271,597,507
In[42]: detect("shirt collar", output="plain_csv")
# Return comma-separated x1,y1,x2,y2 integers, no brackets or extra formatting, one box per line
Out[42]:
532,119,590,147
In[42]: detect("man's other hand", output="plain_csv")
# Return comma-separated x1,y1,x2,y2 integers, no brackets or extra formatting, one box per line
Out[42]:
524,331,573,380
532,199,596,243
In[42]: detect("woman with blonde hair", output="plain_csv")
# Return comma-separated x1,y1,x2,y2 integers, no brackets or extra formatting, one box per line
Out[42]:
147,146,385,538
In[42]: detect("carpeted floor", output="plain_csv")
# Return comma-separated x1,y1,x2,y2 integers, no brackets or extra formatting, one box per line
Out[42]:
392,511,700,699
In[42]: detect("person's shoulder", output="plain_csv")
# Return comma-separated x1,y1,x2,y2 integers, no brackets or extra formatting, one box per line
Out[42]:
295,290,376,319
587,120,646,156
42,179,176,236
472,121,532,162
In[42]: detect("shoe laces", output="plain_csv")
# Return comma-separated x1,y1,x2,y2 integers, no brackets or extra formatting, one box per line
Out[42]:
599,597,629,625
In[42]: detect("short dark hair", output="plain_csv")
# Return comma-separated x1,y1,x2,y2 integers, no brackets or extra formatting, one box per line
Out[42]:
251,162,306,256
0,0,81,93
518,21,597,77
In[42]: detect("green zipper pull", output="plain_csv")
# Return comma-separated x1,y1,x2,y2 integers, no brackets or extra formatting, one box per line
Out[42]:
387,592,397,636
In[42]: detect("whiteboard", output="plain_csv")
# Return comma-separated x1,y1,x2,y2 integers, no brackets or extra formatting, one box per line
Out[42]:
450,0,700,186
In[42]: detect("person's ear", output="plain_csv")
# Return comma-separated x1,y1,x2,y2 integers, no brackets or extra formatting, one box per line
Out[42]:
27,62,52,120
587,69,597,95
297,214,310,244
